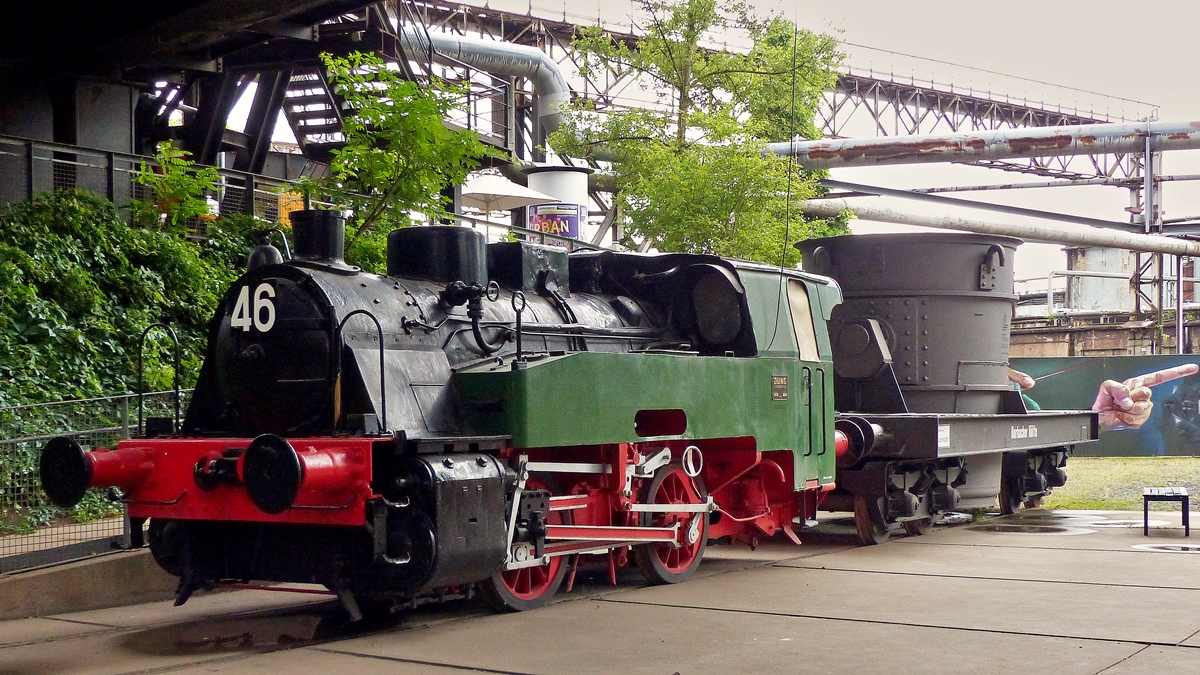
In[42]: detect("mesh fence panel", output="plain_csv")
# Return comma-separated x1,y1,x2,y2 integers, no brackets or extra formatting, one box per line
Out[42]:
0,390,191,572
0,135,303,228
223,185,247,215
51,155,78,192
254,185,282,222
112,156,141,210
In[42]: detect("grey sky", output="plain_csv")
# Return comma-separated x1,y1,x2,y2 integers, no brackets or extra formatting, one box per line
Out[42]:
750,0,1200,280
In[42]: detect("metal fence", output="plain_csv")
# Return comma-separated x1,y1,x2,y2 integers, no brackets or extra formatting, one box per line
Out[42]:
0,134,300,229
0,390,190,573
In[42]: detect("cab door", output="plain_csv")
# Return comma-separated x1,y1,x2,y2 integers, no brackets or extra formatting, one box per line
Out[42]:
788,280,828,483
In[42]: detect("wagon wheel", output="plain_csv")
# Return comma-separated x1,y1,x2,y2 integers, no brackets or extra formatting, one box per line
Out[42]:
478,478,567,612
998,477,1024,515
633,463,708,584
853,494,890,545
902,517,932,536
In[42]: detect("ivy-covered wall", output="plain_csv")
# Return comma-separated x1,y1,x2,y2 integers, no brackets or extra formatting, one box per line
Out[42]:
0,189,262,407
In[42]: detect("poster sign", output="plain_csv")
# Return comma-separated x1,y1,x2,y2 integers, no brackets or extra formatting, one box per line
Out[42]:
1011,355,1200,456
527,203,585,243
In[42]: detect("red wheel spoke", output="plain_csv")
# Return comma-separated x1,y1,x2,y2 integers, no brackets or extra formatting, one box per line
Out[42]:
489,476,564,604
643,467,705,575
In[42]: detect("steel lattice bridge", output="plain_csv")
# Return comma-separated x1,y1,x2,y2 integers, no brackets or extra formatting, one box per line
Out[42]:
406,1,1157,184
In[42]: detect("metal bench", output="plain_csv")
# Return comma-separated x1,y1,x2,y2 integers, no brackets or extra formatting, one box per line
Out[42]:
1144,487,1190,537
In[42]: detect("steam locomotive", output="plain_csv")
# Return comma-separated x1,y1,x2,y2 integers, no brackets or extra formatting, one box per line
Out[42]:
39,213,1097,617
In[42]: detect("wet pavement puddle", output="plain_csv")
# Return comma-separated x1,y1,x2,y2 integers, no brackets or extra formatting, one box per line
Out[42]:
966,523,1096,535
117,605,347,656
114,596,490,658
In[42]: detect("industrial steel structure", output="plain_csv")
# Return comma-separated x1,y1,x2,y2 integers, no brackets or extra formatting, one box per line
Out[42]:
394,1,1189,354
0,0,1190,347
0,0,1193,578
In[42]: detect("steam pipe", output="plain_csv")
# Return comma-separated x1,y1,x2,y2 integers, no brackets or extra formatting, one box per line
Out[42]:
413,29,569,136
799,198,1200,257
771,120,1200,169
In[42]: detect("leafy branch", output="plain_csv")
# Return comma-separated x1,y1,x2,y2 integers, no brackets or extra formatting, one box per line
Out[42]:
129,141,219,232
306,51,494,247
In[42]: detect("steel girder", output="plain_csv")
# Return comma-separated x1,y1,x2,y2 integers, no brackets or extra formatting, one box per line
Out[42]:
409,0,1155,183
821,73,1143,181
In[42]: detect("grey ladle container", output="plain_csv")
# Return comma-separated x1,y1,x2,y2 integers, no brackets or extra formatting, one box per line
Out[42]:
797,232,1021,414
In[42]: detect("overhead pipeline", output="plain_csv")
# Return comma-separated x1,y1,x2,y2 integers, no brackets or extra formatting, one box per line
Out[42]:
799,198,1200,256
771,121,1200,169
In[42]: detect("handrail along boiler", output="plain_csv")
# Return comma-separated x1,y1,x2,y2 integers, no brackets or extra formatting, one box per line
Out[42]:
38,215,1098,614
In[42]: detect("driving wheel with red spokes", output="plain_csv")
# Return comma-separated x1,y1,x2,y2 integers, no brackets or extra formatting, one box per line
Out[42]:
633,463,708,584
478,478,567,612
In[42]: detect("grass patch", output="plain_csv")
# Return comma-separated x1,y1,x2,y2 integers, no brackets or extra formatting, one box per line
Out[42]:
1044,456,1200,511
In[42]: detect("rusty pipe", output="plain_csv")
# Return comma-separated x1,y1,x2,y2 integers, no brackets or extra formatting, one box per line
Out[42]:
771,121,1200,169
799,198,1200,257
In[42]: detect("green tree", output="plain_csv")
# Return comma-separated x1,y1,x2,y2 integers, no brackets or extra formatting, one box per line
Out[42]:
312,51,493,254
552,0,846,264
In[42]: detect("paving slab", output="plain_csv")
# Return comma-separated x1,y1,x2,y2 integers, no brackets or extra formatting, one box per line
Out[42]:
0,590,342,675
781,537,1200,589
0,590,353,675
322,599,1140,675
4,509,1198,674
158,646,471,675
613,563,1200,645
0,626,239,675
1093,646,1200,674
0,617,113,648
894,510,1196,552
51,588,335,629
677,539,854,578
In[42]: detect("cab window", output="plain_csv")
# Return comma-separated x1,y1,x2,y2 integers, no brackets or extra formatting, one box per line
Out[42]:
787,279,820,361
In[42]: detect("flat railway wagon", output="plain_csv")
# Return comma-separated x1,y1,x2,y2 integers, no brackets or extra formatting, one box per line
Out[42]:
39,216,1097,616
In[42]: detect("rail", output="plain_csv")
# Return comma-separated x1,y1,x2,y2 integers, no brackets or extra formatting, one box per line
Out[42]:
1017,269,1200,315
0,133,605,248
839,42,1159,125
0,134,302,233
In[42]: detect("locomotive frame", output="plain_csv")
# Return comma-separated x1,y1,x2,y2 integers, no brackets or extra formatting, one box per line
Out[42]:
39,217,1098,617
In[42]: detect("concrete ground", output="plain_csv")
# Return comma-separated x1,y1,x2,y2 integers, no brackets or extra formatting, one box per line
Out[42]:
1,509,1197,675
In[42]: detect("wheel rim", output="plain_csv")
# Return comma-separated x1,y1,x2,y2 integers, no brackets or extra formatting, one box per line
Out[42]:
648,469,704,573
497,478,562,601
854,494,889,545
999,479,1022,515
499,561,561,601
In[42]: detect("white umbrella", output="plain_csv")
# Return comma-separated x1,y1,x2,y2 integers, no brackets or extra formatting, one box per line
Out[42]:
460,173,557,213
